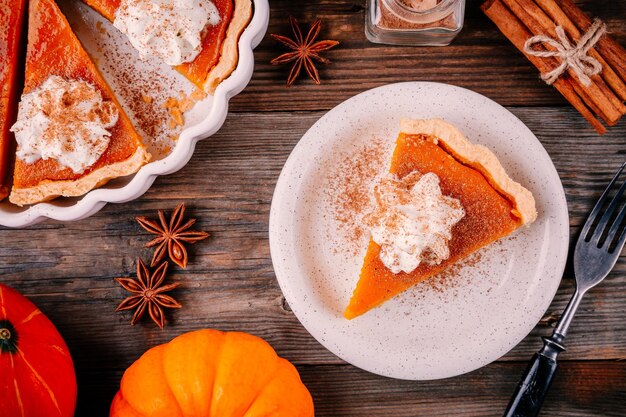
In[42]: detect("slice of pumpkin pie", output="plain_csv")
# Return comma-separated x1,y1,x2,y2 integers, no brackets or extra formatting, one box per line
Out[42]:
82,0,253,92
9,0,149,206
344,119,537,319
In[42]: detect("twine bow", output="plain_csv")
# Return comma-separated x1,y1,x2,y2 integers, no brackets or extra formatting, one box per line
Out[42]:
523,18,606,86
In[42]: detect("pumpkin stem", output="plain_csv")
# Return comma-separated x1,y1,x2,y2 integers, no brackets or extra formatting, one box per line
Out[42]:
0,320,18,354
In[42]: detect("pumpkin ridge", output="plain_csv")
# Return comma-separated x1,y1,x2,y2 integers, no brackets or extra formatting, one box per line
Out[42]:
206,330,229,415
158,344,185,417
9,353,27,417
122,344,184,417
50,344,71,357
157,335,204,416
13,374,26,417
243,359,315,417
211,332,281,416
12,333,68,357
0,286,7,317
19,309,41,325
111,391,150,417
197,329,225,416
17,347,62,415
239,360,283,416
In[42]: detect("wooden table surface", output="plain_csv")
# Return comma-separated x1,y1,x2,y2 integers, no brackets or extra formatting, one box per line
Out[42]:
2,0,626,416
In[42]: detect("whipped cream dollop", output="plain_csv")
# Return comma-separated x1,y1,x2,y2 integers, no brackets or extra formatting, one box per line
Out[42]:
114,0,221,66
364,172,465,274
11,76,119,174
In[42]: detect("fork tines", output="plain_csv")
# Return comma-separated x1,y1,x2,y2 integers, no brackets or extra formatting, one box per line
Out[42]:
581,162,626,252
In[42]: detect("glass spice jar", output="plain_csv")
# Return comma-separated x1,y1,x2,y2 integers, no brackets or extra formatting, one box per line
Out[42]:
365,0,466,46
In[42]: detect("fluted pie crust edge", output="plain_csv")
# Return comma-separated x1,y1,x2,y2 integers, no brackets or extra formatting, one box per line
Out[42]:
400,118,537,224
9,146,149,206
204,0,253,93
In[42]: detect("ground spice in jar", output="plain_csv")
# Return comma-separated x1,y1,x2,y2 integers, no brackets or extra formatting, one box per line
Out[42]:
377,0,457,30
366,0,466,45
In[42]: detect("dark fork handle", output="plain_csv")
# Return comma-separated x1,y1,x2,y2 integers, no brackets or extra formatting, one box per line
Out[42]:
503,335,566,417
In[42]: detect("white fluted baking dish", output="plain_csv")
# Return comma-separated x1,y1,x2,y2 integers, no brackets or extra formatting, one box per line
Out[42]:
0,0,269,227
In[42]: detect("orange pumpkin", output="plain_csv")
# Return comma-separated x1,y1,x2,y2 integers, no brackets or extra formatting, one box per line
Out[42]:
110,329,315,417
0,284,77,417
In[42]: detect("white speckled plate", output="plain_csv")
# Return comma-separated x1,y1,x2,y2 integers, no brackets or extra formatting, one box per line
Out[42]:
269,82,569,380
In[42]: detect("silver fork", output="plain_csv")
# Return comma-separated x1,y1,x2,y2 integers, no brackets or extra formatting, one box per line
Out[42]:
503,162,626,417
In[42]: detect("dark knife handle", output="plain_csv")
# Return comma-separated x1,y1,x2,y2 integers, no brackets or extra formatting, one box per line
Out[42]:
503,335,566,417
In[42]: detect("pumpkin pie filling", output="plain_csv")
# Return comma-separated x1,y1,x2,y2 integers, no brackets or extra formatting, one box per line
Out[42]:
12,118,139,189
82,0,250,91
9,0,148,205
175,0,233,88
0,0,27,200
344,119,537,320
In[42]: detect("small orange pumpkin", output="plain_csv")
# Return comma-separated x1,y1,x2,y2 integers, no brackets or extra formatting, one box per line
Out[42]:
0,284,77,417
110,329,314,417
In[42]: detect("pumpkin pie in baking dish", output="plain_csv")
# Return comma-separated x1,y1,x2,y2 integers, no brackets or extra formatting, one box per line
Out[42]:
82,0,253,93
0,0,28,201
344,119,537,320
9,0,149,206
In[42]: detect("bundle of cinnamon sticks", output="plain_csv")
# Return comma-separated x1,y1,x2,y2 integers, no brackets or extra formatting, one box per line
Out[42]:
482,0,626,134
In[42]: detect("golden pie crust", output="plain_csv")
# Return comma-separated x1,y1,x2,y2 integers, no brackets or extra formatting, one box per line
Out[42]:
203,0,253,93
10,148,147,206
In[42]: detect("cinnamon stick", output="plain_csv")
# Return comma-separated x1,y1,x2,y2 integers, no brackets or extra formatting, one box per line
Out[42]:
535,0,626,102
559,0,626,84
503,0,624,125
571,81,608,128
481,0,606,134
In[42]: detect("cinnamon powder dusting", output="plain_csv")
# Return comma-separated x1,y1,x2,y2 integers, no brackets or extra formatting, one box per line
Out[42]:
77,10,205,160
325,139,387,256
97,42,179,157
421,250,482,293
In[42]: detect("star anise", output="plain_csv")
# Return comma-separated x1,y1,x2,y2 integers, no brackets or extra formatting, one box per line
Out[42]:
270,16,339,87
136,203,209,269
115,259,181,329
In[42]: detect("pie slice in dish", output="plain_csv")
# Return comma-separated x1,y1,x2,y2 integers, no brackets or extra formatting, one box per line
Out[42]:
82,0,253,93
0,0,28,200
9,0,149,206
344,119,537,320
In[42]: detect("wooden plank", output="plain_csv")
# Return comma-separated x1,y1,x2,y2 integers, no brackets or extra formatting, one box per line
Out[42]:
299,362,626,417
230,0,626,111
72,361,626,416
1,108,625,370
